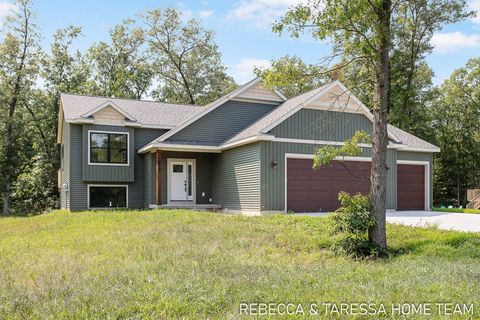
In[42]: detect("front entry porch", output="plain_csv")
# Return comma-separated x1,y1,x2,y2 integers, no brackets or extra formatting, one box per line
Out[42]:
148,150,222,209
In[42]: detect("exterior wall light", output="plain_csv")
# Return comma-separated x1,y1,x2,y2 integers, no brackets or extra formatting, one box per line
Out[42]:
272,160,278,169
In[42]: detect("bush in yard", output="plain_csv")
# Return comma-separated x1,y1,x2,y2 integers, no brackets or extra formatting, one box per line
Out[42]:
329,192,379,258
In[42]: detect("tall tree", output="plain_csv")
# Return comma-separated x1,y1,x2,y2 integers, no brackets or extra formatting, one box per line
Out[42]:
262,1,471,141
432,58,480,206
88,19,152,99
0,0,41,215
255,55,326,98
43,26,91,146
143,8,236,105
271,0,473,250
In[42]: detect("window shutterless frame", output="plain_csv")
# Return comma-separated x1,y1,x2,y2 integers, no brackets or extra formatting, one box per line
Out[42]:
87,184,128,209
87,130,130,166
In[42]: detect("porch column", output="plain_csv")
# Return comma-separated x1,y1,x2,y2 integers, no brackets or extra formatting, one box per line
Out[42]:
155,150,162,205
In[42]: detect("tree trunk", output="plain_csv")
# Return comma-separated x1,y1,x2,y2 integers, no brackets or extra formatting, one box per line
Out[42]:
369,0,391,250
2,188,10,216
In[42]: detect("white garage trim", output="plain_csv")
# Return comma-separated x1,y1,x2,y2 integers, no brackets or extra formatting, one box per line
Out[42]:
284,153,371,212
397,160,430,210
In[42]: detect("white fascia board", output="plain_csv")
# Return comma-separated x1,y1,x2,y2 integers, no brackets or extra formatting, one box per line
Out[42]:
57,106,64,144
138,134,274,154
220,134,274,150
65,117,174,130
156,78,263,142
69,117,95,124
273,88,288,101
138,143,221,154
80,100,137,122
398,146,440,153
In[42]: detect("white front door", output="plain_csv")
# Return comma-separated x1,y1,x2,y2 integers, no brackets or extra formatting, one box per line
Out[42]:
169,160,195,201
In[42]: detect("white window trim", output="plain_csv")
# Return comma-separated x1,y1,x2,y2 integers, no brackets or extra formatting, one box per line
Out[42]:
397,160,430,211
167,158,196,204
87,184,128,209
88,130,130,166
284,153,371,212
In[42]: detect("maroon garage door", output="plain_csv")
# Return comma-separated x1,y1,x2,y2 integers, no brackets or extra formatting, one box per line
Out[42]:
286,158,370,212
397,164,425,210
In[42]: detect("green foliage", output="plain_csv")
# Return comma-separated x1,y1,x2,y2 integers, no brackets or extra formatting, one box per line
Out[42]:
329,192,378,258
432,58,480,206
313,130,370,169
263,0,472,143
254,55,326,98
143,8,237,105
432,207,480,214
87,19,152,99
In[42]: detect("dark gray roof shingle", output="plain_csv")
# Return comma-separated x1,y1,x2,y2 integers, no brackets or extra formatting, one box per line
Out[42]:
61,93,204,128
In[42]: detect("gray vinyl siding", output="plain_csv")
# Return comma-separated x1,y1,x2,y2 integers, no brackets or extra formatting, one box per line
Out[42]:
270,109,373,141
144,153,155,206
167,100,279,145
60,119,70,209
68,124,167,210
69,124,85,210
159,152,214,205
211,143,261,211
260,142,397,211
397,151,433,209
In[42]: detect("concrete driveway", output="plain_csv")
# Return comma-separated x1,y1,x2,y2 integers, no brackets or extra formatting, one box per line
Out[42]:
385,211,480,232
298,211,480,232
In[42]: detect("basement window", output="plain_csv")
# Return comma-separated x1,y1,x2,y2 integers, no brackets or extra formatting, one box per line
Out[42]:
88,185,127,209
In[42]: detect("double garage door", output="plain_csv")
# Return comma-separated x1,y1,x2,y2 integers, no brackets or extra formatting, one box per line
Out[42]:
286,158,426,212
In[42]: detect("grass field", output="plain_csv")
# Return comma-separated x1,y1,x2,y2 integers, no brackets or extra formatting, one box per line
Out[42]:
0,210,479,319
433,207,480,214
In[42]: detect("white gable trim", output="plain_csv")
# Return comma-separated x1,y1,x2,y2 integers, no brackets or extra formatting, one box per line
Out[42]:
80,100,137,122
155,78,285,142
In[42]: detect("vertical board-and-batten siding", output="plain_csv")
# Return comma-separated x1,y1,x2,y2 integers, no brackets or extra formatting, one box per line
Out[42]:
270,108,373,141
211,143,261,211
397,151,433,208
68,123,167,210
60,119,71,209
166,100,279,145
82,125,134,182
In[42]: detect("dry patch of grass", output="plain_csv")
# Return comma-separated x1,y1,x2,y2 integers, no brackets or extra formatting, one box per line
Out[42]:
0,210,479,319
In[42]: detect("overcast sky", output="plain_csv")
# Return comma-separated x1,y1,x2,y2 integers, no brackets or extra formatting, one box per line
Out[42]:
0,0,479,85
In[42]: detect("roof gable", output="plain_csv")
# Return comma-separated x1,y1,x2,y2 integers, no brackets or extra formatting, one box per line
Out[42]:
60,93,204,129
225,81,404,145
81,100,136,122
153,77,286,143
234,81,286,102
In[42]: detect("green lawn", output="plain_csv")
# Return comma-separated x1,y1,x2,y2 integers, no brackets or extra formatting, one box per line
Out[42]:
433,207,480,214
0,210,479,319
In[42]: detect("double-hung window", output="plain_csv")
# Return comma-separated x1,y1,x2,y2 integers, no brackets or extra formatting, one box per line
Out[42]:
89,131,128,165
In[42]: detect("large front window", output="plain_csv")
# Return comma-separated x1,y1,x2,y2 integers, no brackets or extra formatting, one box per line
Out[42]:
90,131,128,164
89,186,127,208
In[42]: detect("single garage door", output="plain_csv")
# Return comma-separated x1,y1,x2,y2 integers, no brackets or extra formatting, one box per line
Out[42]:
286,158,370,212
397,164,425,210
